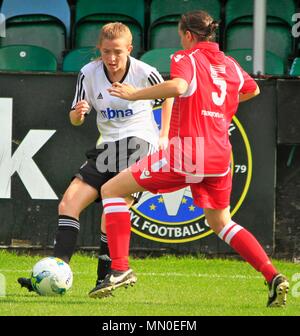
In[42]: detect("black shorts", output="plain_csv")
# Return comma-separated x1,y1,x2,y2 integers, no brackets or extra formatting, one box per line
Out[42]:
74,137,152,199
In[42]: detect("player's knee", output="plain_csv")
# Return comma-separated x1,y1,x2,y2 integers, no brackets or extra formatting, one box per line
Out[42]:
209,220,228,235
58,199,67,214
58,199,75,216
100,183,110,199
204,208,231,234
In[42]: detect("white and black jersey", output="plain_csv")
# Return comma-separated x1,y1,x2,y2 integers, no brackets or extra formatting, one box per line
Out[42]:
71,56,165,149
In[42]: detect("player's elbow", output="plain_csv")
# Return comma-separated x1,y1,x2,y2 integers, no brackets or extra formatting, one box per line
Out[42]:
172,78,189,96
253,85,260,96
239,84,261,102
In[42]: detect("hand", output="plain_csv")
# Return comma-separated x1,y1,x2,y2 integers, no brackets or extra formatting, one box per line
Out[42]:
108,82,138,100
158,135,169,150
75,100,90,121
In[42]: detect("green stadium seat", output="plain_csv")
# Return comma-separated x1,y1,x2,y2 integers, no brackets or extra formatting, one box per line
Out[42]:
225,24,292,61
0,22,66,65
225,0,295,63
74,0,144,58
140,48,179,75
149,0,221,49
75,0,144,28
0,0,70,36
150,24,181,50
289,58,300,75
63,48,100,73
226,49,285,75
150,0,221,26
225,0,296,27
0,0,70,65
0,45,57,72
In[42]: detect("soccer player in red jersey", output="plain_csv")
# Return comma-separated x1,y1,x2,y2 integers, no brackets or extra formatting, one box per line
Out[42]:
96,11,289,307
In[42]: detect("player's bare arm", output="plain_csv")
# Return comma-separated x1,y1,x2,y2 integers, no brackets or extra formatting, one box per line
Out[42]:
108,78,189,100
69,100,90,126
239,85,260,103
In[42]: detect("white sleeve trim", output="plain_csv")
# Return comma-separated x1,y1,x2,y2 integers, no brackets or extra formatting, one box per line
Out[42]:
227,58,245,92
180,51,198,98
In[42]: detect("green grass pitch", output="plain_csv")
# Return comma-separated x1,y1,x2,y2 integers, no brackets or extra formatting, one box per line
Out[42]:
0,250,299,316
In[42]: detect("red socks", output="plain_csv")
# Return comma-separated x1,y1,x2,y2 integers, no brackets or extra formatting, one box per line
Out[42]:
218,221,278,283
103,199,278,283
103,198,131,271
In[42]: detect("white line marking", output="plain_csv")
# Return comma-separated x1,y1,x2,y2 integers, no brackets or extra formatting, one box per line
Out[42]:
0,269,261,280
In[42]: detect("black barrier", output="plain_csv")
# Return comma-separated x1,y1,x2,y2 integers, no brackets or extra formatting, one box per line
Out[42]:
277,79,300,144
276,144,300,259
0,73,100,248
0,74,278,255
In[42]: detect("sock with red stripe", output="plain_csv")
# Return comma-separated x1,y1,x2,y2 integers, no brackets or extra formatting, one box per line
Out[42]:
218,221,278,283
102,198,131,272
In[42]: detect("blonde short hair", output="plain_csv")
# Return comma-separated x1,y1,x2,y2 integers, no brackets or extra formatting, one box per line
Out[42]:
98,22,133,46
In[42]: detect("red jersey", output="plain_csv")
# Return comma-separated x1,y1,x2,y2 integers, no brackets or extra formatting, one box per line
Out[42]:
169,42,257,176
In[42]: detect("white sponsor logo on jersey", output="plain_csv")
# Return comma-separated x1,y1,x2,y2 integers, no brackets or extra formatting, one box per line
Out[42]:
174,54,185,63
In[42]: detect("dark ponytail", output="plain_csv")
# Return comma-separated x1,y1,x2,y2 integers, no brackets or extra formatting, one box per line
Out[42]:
179,10,219,42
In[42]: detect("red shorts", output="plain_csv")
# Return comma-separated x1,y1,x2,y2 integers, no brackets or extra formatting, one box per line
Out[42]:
130,150,232,210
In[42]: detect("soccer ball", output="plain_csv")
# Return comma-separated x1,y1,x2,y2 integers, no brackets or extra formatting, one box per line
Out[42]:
31,257,73,296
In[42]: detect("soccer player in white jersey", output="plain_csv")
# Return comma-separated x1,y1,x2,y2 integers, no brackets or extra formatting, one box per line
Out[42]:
18,22,173,297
